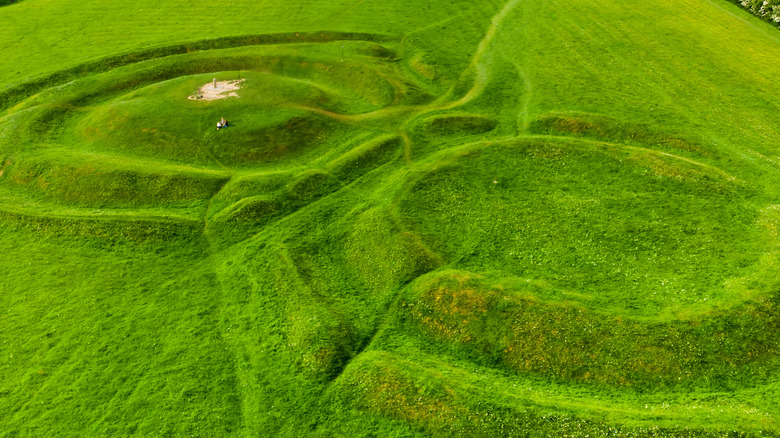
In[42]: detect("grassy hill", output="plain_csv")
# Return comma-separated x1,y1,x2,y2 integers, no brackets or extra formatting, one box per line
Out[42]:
1,0,780,436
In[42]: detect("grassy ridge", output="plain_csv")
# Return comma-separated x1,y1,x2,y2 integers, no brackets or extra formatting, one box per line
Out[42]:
0,0,486,88
2,0,780,436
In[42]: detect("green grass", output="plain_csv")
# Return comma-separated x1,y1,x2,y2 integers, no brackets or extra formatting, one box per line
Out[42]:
2,0,780,436
398,138,763,318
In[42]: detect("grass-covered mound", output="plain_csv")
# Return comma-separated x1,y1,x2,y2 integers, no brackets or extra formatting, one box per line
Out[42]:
2,0,780,436
398,139,761,317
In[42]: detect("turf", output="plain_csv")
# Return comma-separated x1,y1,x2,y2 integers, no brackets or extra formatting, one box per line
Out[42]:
2,0,780,436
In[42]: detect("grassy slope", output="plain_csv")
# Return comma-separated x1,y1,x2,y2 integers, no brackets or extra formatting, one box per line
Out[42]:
2,0,780,436
0,0,486,88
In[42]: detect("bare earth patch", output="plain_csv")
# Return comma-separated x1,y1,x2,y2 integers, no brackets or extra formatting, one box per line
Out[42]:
188,79,245,101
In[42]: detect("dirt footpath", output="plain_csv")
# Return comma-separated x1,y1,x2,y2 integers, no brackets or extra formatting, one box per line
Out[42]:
188,79,245,101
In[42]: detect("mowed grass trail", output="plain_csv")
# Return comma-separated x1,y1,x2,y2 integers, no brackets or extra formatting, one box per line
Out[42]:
2,0,780,436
